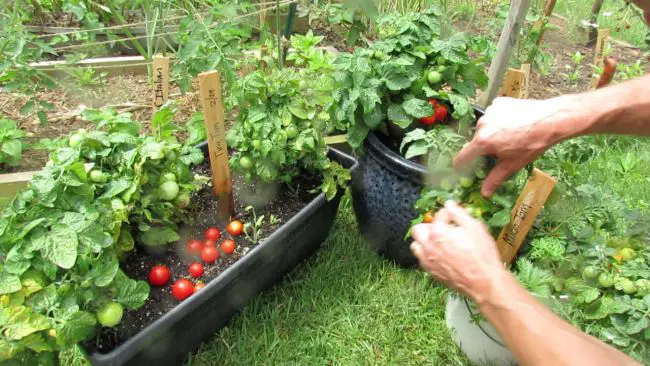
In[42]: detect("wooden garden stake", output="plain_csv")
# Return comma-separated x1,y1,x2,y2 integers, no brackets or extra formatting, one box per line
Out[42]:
152,55,169,110
198,71,234,218
520,63,531,99
591,29,610,88
496,169,557,265
500,68,526,99
480,0,532,108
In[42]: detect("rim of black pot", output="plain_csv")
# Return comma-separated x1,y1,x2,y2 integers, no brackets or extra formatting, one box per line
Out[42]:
364,105,485,185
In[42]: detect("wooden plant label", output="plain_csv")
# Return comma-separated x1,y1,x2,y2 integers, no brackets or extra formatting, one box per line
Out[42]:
520,63,531,99
152,55,169,109
591,29,610,87
496,169,557,265
198,71,234,218
500,68,526,99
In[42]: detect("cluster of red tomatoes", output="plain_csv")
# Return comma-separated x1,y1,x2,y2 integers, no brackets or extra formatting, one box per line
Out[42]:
147,220,245,301
419,99,448,125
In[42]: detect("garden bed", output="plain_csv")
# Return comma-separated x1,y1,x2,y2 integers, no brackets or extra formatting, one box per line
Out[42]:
80,145,357,366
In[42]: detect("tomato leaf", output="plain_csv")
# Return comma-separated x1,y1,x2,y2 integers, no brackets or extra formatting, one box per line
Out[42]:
402,98,433,119
0,271,22,295
42,224,78,270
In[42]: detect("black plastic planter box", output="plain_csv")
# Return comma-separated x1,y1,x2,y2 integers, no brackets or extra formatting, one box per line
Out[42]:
351,107,484,267
87,146,358,366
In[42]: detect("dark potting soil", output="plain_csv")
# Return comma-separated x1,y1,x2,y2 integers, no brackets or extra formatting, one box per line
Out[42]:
84,162,320,355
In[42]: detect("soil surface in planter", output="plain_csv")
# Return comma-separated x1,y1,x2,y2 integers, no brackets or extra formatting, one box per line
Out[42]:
83,162,320,355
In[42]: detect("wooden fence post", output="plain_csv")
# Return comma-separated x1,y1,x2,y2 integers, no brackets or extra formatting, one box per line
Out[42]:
480,0,532,108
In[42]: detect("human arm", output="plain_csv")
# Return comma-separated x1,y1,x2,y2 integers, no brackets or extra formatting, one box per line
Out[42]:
410,201,641,366
454,74,650,197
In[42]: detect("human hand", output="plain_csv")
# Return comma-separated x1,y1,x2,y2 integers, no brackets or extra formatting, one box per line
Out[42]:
410,201,508,304
454,96,580,197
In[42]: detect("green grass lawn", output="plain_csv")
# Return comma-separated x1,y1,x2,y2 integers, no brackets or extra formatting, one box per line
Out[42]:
185,197,471,366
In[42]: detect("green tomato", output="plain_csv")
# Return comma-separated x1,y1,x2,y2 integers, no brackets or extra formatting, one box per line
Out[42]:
460,176,474,188
436,56,446,65
620,279,636,294
90,170,104,183
159,181,180,201
165,150,178,162
239,156,254,170
373,51,385,59
634,279,650,294
437,65,448,73
440,178,453,191
286,125,299,139
582,266,599,280
467,207,482,218
96,302,124,328
618,248,635,261
69,133,83,148
598,273,615,288
176,192,191,209
427,71,443,85
252,140,262,149
111,198,125,210
161,173,177,183
475,168,487,179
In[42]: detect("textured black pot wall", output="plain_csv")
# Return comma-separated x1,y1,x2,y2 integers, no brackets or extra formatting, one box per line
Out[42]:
87,147,358,366
351,108,484,267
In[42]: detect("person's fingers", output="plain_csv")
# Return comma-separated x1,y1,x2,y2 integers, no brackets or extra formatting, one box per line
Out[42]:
480,161,518,197
443,201,481,229
454,140,485,170
433,207,451,225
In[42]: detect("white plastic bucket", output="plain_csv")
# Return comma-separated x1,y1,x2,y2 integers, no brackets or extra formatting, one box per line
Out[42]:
445,294,517,365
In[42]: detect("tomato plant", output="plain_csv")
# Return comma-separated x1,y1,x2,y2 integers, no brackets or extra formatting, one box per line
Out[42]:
149,265,171,287
188,262,204,278
221,239,236,255
226,66,350,201
172,279,195,301
0,118,25,167
0,105,209,361
331,8,487,149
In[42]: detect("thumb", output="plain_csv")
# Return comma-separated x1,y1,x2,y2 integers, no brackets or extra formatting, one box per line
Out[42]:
443,201,480,229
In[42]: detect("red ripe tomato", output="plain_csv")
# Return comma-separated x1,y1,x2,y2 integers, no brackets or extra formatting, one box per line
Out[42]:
188,262,204,278
201,246,219,264
428,99,438,107
221,239,236,255
148,265,171,287
171,279,195,301
194,282,206,293
434,105,448,121
204,239,217,247
186,240,204,256
227,220,244,236
419,115,437,125
205,227,221,241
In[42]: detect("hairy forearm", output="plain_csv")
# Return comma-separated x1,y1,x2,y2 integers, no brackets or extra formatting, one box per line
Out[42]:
476,270,639,366
550,74,650,143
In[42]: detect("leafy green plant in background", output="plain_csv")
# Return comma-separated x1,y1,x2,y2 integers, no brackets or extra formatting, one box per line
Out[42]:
172,1,253,93
331,7,488,149
226,66,349,201
0,106,207,364
0,118,26,167
561,51,586,83
298,1,367,46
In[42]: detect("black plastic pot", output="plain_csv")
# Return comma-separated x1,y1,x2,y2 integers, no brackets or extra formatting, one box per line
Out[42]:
351,107,484,267
87,146,358,366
